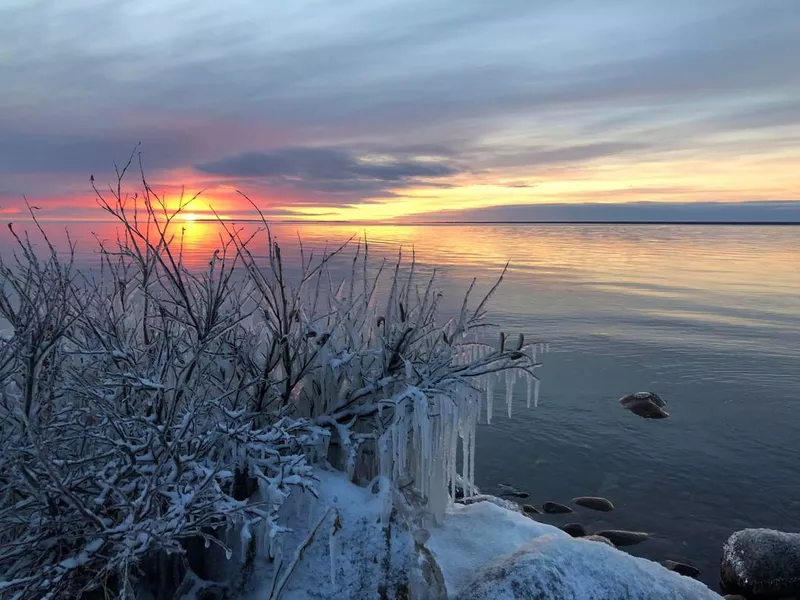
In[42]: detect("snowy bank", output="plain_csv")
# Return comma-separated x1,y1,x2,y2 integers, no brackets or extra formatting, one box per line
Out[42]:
246,470,722,599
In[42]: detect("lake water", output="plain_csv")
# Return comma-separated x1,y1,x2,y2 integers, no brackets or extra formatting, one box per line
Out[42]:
2,220,799,590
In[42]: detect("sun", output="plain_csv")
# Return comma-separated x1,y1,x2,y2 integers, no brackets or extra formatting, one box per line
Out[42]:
180,212,200,222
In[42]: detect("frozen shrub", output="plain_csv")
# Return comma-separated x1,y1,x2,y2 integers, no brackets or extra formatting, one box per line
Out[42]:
0,158,544,598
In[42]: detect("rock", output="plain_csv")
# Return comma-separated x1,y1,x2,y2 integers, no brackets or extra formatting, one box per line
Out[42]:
497,483,529,499
456,534,722,599
583,535,615,547
409,543,448,600
456,494,523,513
721,528,800,598
664,559,700,578
560,523,587,537
573,496,615,512
619,391,669,419
542,501,574,514
723,595,746,600
594,529,650,547
522,504,540,515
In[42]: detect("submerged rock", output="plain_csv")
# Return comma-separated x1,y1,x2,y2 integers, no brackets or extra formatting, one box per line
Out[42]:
542,501,574,514
457,534,722,599
619,391,669,419
583,535,615,547
573,496,615,512
560,523,587,538
594,529,650,547
497,483,529,499
720,528,800,598
664,559,700,578
522,504,540,515
456,494,523,513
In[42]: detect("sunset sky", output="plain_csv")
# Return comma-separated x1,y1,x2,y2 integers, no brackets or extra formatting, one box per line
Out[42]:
1,0,799,222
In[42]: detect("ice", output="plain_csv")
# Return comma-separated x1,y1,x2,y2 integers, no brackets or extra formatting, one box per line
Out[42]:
426,501,566,594
457,535,722,599
721,528,800,598
526,375,532,408
504,370,514,418
247,469,414,600
486,374,494,425
426,500,721,600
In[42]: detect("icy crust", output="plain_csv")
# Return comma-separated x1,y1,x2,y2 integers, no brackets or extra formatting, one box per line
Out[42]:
250,482,723,600
428,501,721,599
456,534,723,600
721,528,800,597
247,469,415,600
425,500,567,594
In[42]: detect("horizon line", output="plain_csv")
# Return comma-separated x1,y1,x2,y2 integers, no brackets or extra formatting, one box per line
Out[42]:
5,218,800,226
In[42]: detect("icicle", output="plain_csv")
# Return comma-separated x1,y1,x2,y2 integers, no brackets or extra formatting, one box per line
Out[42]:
526,374,532,408
448,398,459,503
505,370,514,419
534,378,540,408
545,342,550,353
486,374,494,425
469,399,476,496
240,521,252,560
532,344,537,363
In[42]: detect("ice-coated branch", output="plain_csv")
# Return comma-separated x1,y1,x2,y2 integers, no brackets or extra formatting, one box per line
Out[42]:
0,163,546,598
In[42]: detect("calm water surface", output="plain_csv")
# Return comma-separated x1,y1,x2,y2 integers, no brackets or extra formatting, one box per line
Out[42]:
3,221,799,589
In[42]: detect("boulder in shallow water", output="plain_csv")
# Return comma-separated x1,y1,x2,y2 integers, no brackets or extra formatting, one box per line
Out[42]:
497,483,529,498
663,559,700,578
522,504,540,515
720,528,800,598
560,523,587,538
573,496,615,512
583,534,615,547
620,391,669,419
457,534,722,599
542,501,574,514
594,529,650,547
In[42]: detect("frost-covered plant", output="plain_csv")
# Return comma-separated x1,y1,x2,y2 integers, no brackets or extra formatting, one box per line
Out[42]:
0,156,544,598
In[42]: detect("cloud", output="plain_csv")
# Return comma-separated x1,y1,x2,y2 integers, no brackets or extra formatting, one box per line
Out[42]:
196,147,462,199
0,0,798,218
408,201,800,223
0,131,192,175
481,142,650,170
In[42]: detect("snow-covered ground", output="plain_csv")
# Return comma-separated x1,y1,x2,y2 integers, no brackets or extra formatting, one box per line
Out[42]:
245,469,722,599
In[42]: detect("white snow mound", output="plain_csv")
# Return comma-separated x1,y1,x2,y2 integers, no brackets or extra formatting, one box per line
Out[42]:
425,499,567,594
247,478,722,599
426,500,722,599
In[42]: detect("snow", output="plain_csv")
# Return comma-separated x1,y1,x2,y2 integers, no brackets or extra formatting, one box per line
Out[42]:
426,500,721,600
247,482,722,599
457,534,723,600
721,528,800,598
425,500,567,595
246,469,412,600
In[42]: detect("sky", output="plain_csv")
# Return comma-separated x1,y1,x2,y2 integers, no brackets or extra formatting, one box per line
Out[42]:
1,0,799,222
